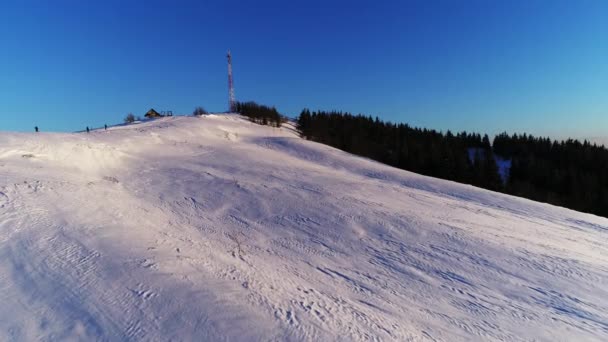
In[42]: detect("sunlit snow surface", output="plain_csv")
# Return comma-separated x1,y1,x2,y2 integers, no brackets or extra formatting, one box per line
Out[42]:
0,115,606,341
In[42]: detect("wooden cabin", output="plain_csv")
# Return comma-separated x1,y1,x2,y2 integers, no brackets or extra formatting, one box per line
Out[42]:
144,108,162,118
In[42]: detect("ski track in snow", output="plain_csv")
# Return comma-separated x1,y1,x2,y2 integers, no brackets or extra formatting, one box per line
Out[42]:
0,115,607,341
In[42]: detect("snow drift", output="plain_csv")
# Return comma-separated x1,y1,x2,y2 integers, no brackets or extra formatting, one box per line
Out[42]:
0,115,606,341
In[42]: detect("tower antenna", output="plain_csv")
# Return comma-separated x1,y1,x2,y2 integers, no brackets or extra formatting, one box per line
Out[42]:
227,50,236,112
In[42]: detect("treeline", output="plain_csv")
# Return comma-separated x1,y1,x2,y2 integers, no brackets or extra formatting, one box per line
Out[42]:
297,109,608,218
234,101,283,127
494,133,608,216
297,109,503,190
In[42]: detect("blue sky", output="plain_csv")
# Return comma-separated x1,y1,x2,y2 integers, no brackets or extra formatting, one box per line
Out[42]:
0,0,606,140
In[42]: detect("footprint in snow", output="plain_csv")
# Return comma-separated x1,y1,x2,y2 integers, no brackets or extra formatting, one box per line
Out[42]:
0,192,8,208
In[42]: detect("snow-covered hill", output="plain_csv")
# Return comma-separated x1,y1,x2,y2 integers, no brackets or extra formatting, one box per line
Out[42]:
0,115,607,341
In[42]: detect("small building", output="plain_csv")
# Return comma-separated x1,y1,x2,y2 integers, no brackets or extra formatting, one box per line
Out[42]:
144,108,162,118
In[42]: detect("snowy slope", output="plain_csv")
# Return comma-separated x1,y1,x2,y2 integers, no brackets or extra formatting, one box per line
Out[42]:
0,115,607,341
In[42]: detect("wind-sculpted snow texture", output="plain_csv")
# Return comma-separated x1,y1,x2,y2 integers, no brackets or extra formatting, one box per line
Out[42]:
0,115,606,341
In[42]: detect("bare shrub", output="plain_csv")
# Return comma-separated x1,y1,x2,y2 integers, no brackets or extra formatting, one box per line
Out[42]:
193,107,208,116
124,113,135,123
227,231,246,258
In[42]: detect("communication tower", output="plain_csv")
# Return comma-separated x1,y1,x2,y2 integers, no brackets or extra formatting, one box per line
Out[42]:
227,50,236,112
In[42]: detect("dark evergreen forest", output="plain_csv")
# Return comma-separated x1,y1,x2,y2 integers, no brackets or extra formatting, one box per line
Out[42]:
493,133,608,216
297,109,608,218
234,101,283,127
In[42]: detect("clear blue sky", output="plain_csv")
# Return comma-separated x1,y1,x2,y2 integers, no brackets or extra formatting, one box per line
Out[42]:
1,0,606,139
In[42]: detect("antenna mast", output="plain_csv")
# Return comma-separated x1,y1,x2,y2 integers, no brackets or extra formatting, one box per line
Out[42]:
227,50,236,112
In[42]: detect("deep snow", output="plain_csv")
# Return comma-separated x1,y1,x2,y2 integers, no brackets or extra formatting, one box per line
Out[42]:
0,115,607,341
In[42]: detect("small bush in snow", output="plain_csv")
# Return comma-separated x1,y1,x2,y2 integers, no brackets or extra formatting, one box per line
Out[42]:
193,107,208,116
227,231,246,258
124,113,136,123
